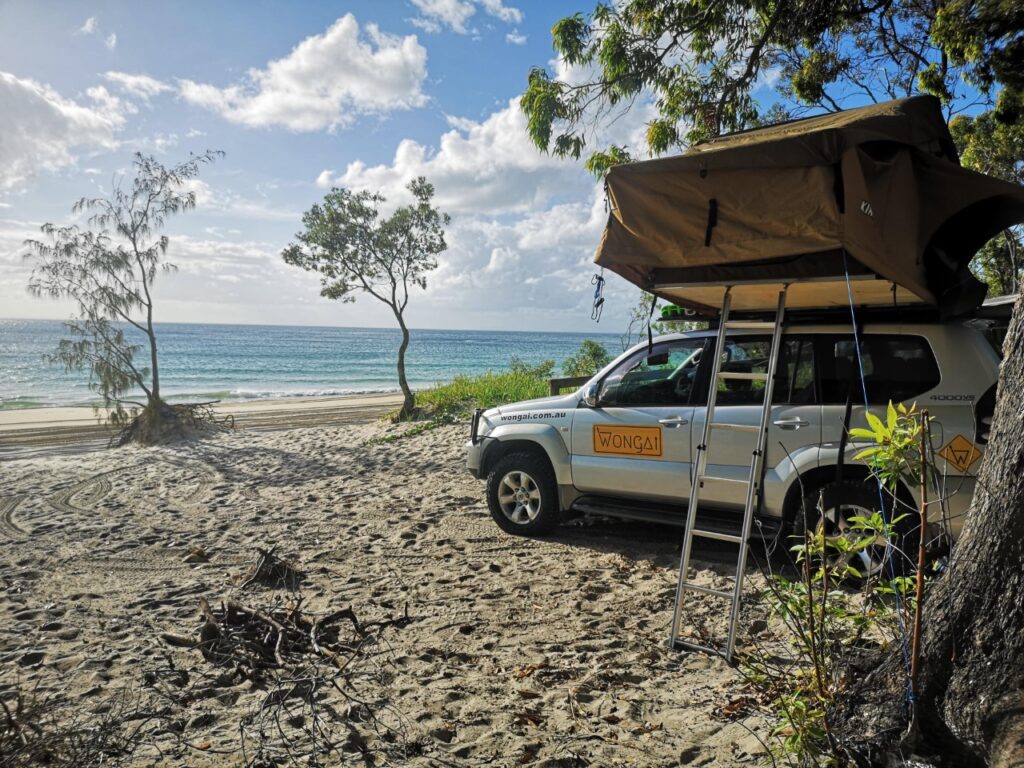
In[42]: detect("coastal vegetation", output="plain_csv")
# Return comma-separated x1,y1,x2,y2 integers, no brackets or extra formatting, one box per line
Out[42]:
283,177,450,420
23,151,222,444
561,338,611,377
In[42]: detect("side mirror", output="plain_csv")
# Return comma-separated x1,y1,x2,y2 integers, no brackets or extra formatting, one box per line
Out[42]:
582,382,600,408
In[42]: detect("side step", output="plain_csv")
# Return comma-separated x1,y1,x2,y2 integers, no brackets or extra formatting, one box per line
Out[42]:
569,495,782,541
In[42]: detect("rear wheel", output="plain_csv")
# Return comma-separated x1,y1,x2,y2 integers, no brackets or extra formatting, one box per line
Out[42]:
802,480,918,580
486,452,560,536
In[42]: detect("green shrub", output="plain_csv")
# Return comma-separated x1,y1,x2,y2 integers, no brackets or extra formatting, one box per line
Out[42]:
415,369,550,422
562,339,611,377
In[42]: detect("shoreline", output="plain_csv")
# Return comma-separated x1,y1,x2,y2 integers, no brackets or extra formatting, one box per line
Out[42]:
0,392,405,457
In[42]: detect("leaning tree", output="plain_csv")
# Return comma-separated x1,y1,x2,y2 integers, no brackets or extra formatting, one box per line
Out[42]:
282,177,449,420
25,151,220,443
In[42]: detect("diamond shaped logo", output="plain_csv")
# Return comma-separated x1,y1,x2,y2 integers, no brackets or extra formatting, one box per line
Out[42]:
938,435,983,473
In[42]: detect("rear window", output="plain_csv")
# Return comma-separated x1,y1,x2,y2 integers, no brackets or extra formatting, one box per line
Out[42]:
817,335,940,404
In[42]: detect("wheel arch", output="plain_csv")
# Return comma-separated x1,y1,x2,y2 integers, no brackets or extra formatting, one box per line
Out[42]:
780,463,916,533
481,439,557,481
479,424,572,487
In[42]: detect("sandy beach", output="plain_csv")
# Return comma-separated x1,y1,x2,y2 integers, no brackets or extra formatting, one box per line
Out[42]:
1,398,771,766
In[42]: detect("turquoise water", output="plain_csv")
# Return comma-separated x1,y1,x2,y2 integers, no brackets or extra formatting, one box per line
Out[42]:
0,319,621,409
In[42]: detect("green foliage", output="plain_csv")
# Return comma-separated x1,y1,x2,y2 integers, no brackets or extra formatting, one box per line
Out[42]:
743,508,918,765
849,401,926,491
509,356,556,380
414,365,552,423
522,0,1023,170
283,177,450,418
562,339,611,377
24,151,219,428
282,177,448,307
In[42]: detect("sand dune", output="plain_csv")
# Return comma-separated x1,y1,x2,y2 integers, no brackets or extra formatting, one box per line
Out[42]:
0,410,770,766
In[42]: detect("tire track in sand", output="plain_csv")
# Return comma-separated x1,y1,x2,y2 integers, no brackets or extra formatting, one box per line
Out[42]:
0,495,28,539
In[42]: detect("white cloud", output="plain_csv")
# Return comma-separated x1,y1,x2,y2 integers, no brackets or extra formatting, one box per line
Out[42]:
104,71,173,100
179,14,428,132
506,30,527,45
478,0,522,24
105,32,117,50
410,0,475,34
314,169,335,189
0,72,127,191
410,0,522,34
77,16,98,35
319,98,587,214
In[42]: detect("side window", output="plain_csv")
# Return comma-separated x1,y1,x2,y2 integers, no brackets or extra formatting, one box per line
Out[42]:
818,335,940,404
599,339,706,406
714,337,816,406
716,338,772,406
779,339,816,404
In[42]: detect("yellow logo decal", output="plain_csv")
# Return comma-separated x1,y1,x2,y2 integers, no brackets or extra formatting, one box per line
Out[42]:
938,435,982,473
593,425,663,457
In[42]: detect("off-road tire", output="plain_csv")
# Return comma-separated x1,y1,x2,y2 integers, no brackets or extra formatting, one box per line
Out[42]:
486,452,560,536
801,479,919,579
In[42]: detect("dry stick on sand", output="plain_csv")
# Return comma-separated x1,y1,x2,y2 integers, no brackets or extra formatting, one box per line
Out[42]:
238,546,304,590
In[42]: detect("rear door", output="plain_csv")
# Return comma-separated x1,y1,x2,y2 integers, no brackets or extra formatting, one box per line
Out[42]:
570,337,708,504
691,335,821,512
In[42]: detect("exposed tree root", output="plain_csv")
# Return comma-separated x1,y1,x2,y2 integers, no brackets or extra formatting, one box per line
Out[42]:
112,400,234,447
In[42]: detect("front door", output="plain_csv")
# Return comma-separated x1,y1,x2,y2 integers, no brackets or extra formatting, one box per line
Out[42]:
570,337,707,504
691,335,822,511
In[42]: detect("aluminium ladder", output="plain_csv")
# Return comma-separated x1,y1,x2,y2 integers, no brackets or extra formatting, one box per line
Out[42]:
668,286,788,662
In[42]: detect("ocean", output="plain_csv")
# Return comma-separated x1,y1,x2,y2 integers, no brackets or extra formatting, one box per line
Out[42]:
0,319,623,409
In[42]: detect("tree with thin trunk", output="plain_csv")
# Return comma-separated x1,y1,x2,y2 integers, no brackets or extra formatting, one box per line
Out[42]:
282,177,449,419
24,151,221,443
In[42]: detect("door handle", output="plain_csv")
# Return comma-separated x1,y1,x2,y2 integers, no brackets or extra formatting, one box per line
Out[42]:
773,418,809,430
659,417,689,427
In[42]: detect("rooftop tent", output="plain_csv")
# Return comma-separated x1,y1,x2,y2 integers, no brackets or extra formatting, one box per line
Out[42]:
594,96,1024,317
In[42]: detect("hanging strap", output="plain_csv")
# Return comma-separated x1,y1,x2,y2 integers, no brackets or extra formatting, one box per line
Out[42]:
646,293,657,353
591,271,606,322
704,198,718,246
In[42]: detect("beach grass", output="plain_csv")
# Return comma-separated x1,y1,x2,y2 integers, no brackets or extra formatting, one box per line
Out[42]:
414,369,551,421
419,369,549,416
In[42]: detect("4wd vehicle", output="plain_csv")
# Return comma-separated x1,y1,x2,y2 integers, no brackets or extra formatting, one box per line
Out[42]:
467,318,999,573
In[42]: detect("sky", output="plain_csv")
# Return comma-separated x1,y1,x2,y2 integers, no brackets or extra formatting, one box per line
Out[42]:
0,0,661,333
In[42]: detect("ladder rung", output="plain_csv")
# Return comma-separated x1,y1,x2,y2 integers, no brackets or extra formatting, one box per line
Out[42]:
718,371,768,381
672,638,725,655
723,321,775,330
692,528,743,544
710,422,759,433
697,474,749,488
682,583,734,598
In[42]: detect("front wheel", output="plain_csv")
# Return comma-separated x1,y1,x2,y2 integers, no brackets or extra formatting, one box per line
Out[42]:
486,452,560,536
802,480,918,580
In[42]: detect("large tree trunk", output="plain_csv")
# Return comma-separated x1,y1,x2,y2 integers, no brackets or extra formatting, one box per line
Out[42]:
394,312,415,419
834,299,1024,766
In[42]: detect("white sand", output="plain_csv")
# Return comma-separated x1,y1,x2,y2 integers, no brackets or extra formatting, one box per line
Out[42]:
0,409,771,765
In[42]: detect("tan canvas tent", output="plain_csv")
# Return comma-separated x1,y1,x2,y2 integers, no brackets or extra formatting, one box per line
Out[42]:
595,96,1024,317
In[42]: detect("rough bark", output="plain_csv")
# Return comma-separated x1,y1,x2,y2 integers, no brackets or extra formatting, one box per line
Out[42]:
395,311,415,419
834,297,1024,766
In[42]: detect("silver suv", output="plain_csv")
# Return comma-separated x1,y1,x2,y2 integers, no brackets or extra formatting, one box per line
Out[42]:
467,321,999,561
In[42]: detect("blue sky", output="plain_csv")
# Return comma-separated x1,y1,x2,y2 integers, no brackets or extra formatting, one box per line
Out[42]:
0,0,661,333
